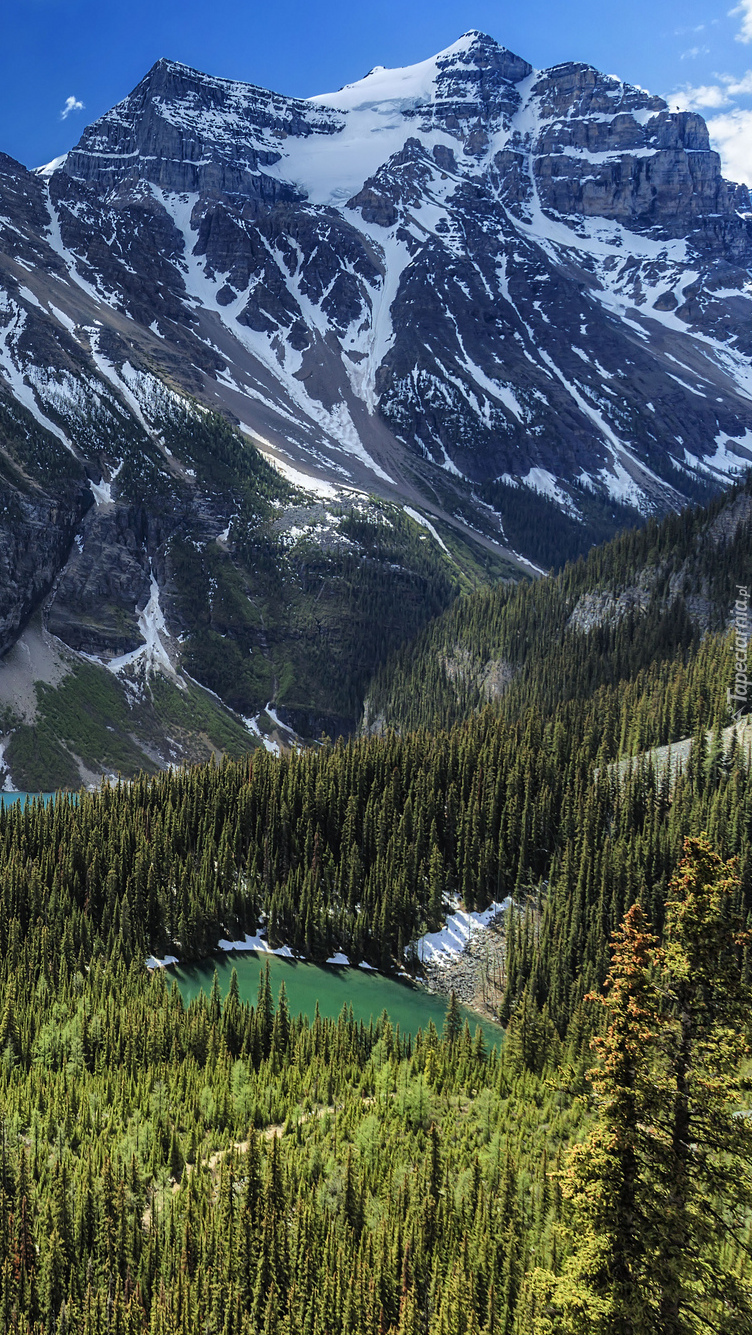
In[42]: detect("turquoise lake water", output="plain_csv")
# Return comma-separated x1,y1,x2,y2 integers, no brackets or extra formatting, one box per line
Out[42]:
169,951,503,1048
3,793,502,1046
0,792,56,807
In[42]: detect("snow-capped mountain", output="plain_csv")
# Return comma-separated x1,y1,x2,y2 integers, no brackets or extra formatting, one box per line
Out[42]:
32,31,752,512
0,30,751,777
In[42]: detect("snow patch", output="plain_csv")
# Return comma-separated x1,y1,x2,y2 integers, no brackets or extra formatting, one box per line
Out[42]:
35,154,68,179
691,429,752,481
403,505,450,552
48,303,77,335
146,954,179,969
411,898,512,965
18,286,42,309
521,468,581,519
259,451,337,497
89,477,112,506
0,740,17,794
0,295,76,453
108,570,179,680
88,335,153,433
217,932,297,958
242,715,281,755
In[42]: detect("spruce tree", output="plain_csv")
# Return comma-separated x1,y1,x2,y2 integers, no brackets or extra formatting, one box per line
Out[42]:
652,836,752,1332
552,904,662,1334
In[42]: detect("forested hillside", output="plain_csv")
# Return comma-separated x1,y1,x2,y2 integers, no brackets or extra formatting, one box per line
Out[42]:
364,477,752,735
0,599,747,1013
0,722,749,1329
0,472,750,1329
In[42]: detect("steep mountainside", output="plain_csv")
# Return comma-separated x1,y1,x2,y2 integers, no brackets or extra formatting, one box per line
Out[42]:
33,33,752,520
363,477,752,734
0,31,752,782
0,404,497,791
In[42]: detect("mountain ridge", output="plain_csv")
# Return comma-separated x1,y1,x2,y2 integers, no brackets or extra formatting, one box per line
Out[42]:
0,30,751,781
362,472,752,736
11,31,752,519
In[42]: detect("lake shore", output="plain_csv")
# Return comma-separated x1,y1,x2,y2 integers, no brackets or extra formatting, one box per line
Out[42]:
416,932,506,1026
148,906,509,1032
167,949,504,1048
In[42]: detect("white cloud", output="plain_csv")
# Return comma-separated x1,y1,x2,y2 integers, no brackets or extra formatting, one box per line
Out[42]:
732,0,752,43
673,69,752,110
707,107,752,183
676,84,725,109
673,83,730,110
60,96,84,120
670,48,752,182
680,45,711,60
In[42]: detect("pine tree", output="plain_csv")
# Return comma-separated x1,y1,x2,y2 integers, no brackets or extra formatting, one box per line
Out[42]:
443,992,462,1047
553,904,661,1334
652,836,752,1332
0,978,18,1063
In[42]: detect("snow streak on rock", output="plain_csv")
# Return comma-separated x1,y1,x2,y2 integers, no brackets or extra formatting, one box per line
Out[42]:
2,29,751,534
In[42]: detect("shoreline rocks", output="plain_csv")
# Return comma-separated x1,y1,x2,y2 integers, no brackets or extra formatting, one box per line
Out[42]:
417,912,507,1024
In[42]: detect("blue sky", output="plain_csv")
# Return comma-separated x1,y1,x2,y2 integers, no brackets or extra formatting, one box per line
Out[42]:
3,0,752,181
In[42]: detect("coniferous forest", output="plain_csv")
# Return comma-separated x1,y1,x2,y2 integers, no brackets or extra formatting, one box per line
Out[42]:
0,481,751,1331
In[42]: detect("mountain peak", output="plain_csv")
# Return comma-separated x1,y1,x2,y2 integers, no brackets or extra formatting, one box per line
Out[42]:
13,30,752,575
132,55,270,102
149,57,197,74
438,29,515,58
310,32,532,113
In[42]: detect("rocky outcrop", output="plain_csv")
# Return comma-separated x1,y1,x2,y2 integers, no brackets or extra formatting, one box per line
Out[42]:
0,484,90,656
531,104,745,251
62,58,336,198
566,579,655,634
47,505,155,656
0,154,68,273
274,704,354,742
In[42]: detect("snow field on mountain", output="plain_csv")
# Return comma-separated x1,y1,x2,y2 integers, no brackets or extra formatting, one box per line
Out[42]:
155,187,394,483
1,27,750,564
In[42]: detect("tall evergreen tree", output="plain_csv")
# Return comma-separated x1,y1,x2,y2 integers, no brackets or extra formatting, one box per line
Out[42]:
550,904,662,1333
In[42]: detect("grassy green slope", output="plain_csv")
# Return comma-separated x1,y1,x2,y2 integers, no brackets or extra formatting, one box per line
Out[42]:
6,661,256,791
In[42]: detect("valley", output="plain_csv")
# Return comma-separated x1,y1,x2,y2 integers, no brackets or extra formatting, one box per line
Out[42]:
1,31,752,787
0,25,750,1333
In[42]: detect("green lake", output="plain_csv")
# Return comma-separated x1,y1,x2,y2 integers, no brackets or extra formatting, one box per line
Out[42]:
4,792,502,1047
169,952,503,1049
1,792,56,807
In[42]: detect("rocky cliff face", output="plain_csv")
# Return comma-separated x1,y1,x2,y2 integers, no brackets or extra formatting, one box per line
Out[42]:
0,486,88,656
37,32,752,519
0,30,750,780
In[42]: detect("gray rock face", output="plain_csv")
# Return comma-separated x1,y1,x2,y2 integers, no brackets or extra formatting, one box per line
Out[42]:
32,29,749,526
0,481,89,657
63,58,337,199
0,154,67,273
0,27,750,689
47,506,156,655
